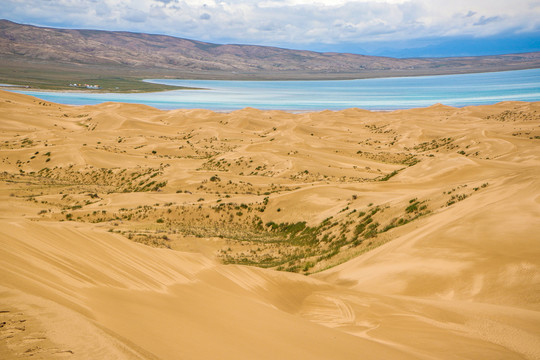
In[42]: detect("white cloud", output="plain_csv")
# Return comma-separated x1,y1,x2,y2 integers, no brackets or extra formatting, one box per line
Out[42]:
3,0,539,49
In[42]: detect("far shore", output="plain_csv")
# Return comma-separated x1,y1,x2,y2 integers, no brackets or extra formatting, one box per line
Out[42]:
1,60,539,94
0,83,203,94
3,65,538,95
3,68,539,113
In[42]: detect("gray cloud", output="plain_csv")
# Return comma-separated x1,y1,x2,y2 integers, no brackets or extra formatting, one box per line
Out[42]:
122,9,147,23
474,16,501,26
1,0,539,50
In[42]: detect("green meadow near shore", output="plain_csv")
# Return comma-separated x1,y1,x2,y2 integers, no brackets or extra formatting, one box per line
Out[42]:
3,57,540,93
0,61,187,92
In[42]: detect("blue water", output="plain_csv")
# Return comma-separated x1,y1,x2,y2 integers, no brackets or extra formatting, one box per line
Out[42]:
9,68,540,111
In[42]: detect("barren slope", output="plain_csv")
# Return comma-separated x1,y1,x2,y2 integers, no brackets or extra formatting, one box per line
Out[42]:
1,19,540,80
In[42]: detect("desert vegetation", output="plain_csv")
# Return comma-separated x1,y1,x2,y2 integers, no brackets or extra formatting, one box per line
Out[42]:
2,92,537,275
2,91,540,359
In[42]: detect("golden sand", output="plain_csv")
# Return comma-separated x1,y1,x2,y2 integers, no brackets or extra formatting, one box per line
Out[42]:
1,90,539,359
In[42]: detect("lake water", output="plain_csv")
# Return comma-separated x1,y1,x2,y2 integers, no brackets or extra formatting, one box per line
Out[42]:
9,68,540,111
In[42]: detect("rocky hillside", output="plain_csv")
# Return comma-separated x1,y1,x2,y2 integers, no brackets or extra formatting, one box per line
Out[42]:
1,19,540,78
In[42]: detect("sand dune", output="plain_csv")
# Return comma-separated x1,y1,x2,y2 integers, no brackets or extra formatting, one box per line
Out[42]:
1,220,421,360
1,90,539,359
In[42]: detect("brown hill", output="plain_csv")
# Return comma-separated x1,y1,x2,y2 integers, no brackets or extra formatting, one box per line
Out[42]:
1,19,540,80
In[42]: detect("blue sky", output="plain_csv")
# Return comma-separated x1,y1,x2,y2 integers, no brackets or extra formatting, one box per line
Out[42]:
2,0,539,57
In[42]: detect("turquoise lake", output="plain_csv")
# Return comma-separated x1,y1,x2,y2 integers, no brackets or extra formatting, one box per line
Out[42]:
10,68,540,111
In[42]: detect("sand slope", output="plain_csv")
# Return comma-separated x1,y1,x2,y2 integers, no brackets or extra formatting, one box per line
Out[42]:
1,220,418,360
1,91,539,359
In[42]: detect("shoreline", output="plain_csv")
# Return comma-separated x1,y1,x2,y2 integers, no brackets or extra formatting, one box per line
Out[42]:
0,88,398,114
0,66,538,95
3,67,539,113
0,84,202,94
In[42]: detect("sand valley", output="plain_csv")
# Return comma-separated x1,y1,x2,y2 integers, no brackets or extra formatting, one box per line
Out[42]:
1,90,539,359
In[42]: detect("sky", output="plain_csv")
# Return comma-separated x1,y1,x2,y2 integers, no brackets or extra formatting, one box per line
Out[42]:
2,0,540,57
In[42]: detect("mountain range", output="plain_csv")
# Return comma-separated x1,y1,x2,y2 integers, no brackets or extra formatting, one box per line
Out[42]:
2,19,540,81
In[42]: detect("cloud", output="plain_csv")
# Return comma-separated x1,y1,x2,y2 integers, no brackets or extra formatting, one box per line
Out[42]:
2,0,539,54
122,8,147,23
474,16,501,26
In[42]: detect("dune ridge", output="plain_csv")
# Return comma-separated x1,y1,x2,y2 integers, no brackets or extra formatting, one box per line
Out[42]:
1,90,539,359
